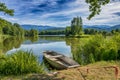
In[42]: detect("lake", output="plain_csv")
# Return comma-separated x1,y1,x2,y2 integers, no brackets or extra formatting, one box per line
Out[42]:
0,36,90,65
1,36,119,66
0,36,73,62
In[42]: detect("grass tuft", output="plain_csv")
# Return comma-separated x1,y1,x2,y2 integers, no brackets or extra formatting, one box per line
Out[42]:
0,51,44,75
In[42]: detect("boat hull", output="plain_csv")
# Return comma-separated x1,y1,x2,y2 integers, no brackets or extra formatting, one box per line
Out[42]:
44,56,67,69
43,51,80,70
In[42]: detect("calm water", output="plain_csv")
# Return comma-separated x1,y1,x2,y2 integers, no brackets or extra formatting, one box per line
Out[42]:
0,36,119,66
1,36,74,62
0,36,88,65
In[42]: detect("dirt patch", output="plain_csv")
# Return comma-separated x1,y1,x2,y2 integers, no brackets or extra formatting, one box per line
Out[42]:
53,61,120,80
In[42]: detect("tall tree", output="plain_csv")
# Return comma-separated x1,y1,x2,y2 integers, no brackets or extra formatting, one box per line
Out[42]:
71,17,83,35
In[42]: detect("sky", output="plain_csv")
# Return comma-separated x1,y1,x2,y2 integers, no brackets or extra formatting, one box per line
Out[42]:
0,0,120,27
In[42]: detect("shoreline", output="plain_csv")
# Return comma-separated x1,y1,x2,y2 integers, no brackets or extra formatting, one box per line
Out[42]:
0,61,120,80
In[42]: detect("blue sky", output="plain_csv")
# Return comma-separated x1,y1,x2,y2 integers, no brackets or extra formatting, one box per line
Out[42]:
0,0,120,27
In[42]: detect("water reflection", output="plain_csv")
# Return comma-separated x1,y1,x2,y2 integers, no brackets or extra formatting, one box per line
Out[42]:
3,36,71,62
0,36,91,65
1,36,118,66
0,37,39,54
0,37,24,54
65,38,85,64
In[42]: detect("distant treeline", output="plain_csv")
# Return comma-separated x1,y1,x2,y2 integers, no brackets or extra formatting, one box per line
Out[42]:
0,18,38,37
39,30,65,35
84,28,120,36
39,28,120,36
65,17,120,36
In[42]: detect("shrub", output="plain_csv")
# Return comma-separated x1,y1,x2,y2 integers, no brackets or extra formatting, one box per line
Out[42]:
0,51,44,75
73,34,120,65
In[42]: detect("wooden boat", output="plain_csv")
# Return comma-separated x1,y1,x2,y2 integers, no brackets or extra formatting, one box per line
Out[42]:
43,51,80,70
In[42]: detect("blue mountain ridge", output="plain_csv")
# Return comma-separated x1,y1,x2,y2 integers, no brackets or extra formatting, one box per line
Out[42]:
21,24,120,31
21,25,65,31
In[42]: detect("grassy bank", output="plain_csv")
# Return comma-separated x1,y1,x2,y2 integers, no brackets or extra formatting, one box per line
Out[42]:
0,51,44,76
73,34,120,65
0,61,120,80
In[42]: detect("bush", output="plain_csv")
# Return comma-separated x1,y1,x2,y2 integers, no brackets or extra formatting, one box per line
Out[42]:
0,51,44,75
73,34,120,65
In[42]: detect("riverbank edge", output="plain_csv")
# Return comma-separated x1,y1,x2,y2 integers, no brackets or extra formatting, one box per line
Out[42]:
0,61,120,80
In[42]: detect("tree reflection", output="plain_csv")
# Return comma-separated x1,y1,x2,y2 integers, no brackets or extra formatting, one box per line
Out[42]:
1,37,25,53
26,37,39,43
65,38,90,65
66,35,120,65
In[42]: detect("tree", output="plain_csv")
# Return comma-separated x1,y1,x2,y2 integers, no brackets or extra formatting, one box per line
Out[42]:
25,29,38,37
0,2,14,16
65,26,71,36
85,0,110,20
111,30,115,34
84,29,89,34
65,17,83,36
0,2,14,35
115,29,120,33
71,17,83,35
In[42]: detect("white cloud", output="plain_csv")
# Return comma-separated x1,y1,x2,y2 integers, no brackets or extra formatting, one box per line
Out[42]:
83,1,120,25
1,0,120,27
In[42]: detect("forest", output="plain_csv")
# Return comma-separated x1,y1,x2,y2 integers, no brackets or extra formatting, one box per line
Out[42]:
0,18,38,37
39,30,65,35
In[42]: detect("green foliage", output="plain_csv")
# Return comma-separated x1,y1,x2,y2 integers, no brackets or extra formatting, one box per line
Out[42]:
84,29,98,35
0,51,44,75
65,17,83,36
72,34,120,65
0,28,2,34
71,17,83,35
0,1,37,37
25,29,38,37
65,26,71,36
85,0,110,20
0,18,38,37
0,2,14,16
39,30,65,35
84,28,120,36
0,18,24,37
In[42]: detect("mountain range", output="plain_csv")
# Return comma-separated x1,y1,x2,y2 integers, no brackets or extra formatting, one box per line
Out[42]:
21,25,65,31
21,24,120,31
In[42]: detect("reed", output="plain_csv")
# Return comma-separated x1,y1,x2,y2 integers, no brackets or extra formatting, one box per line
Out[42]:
0,51,44,75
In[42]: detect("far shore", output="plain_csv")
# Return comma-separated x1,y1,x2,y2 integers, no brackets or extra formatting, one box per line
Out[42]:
39,35,65,37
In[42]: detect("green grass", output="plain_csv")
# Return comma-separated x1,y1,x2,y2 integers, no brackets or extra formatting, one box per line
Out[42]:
0,61,120,80
73,34,120,65
0,51,44,75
